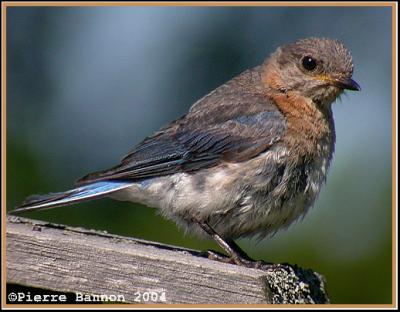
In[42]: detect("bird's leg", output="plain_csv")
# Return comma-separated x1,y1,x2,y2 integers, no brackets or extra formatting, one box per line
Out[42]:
224,238,254,261
192,217,254,266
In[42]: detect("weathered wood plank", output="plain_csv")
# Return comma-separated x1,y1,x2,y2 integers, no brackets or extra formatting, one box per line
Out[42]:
6,216,329,304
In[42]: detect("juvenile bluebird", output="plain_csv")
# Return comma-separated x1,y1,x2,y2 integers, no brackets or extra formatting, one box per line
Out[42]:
12,37,360,266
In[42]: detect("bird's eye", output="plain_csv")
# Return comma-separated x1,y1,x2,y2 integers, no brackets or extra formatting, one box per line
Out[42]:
301,56,317,71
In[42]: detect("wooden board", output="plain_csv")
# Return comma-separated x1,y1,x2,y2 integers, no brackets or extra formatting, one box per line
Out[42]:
6,216,329,304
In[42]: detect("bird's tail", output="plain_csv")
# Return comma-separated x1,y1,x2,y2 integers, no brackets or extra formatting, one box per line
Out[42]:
11,181,133,214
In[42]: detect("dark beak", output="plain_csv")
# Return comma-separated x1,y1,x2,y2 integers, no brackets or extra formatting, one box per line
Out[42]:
334,78,361,91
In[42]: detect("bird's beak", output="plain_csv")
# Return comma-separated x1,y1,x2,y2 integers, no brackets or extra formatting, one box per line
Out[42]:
332,77,361,91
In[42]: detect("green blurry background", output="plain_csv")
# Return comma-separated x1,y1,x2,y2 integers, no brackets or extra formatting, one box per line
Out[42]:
7,6,392,304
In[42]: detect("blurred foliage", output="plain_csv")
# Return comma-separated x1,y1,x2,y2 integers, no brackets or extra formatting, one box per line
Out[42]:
6,6,393,304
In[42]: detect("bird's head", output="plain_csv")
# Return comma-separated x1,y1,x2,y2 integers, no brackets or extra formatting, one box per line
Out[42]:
263,37,360,107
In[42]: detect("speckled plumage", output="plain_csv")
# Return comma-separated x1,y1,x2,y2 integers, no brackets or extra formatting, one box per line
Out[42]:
14,38,359,254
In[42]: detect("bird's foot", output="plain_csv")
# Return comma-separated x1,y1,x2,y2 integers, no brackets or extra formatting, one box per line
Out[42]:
205,249,264,269
193,218,265,268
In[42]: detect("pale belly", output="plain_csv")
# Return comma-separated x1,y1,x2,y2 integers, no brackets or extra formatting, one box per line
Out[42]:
111,146,331,239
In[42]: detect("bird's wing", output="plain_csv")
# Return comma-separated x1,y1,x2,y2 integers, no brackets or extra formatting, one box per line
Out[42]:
76,68,287,185
76,109,286,185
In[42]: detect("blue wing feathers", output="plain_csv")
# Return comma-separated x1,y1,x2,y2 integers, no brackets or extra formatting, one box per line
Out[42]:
76,109,286,185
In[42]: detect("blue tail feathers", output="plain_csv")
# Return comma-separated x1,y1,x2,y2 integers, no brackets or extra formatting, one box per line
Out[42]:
11,181,133,214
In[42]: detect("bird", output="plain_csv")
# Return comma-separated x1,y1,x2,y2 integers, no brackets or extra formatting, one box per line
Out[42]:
12,37,360,266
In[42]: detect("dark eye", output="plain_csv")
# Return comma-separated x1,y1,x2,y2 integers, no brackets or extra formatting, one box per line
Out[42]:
302,56,317,71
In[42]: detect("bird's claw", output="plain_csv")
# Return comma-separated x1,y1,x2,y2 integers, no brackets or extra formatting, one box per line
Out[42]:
205,249,264,269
